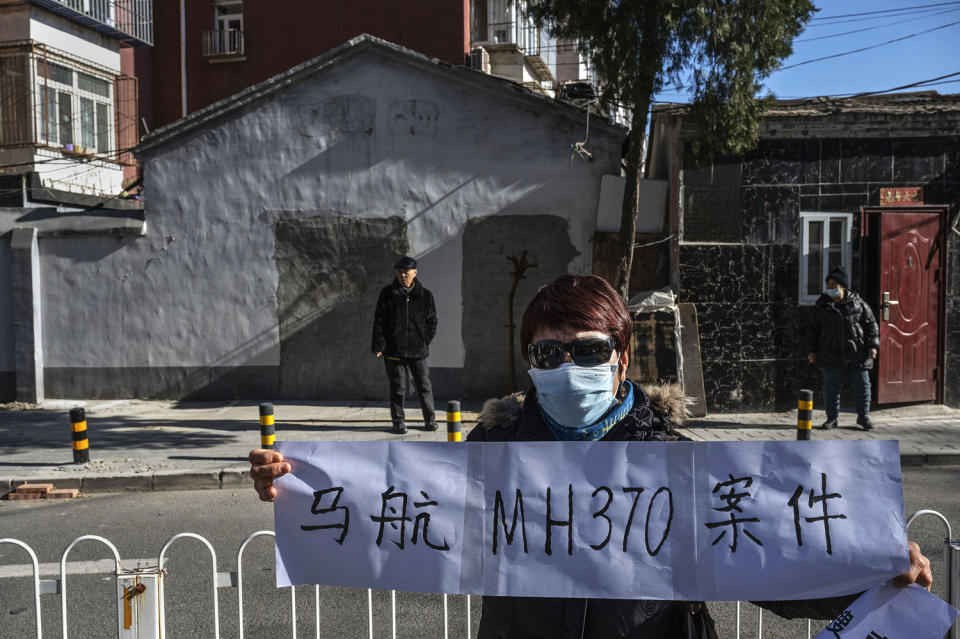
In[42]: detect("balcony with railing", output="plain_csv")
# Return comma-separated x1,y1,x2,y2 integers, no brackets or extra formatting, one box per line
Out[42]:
30,0,153,46
202,29,245,58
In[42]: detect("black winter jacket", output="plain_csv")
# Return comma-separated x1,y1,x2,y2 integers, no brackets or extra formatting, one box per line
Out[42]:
803,290,879,370
466,382,853,639
371,278,437,359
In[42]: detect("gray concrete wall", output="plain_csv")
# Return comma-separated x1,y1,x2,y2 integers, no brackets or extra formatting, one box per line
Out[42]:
275,215,408,400
0,232,14,400
36,47,624,400
462,215,579,399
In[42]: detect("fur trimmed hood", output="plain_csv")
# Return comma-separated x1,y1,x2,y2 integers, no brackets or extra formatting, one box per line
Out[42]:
477,382,690,430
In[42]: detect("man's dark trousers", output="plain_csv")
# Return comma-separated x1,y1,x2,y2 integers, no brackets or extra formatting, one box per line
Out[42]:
384,356,435,428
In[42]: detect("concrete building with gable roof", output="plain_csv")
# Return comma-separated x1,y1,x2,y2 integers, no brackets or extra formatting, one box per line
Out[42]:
1,34,626,403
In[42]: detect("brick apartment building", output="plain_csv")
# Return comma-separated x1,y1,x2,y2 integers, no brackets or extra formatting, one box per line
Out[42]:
137,0,589,132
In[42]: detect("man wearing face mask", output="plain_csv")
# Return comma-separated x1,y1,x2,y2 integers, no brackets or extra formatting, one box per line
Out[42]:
803,265,879,431
371,256,438,434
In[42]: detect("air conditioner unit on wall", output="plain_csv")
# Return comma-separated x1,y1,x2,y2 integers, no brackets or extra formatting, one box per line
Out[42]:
469,47,490,74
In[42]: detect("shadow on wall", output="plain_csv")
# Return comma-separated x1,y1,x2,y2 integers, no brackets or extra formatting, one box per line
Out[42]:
461,215,579,401
275,215,409,400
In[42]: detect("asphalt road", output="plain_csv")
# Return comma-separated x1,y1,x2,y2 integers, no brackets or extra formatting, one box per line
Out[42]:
1,466,958,639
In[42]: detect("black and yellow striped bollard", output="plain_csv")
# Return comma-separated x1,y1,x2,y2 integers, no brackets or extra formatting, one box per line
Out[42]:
446,400,461,442
69,406,89,464
259,402,276,450
797,389,813,441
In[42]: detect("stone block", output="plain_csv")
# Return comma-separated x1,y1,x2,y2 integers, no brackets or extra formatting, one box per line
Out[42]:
841,139,893,183
893,139,948,183
683,186,741,243
220,468,251,488
923,452,960,466
152,471,221,491
899,453,926,467
743,140,802,186
678,245,744,304
82,474,152,493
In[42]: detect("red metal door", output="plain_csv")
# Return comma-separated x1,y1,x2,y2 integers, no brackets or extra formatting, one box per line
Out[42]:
876,212,941,404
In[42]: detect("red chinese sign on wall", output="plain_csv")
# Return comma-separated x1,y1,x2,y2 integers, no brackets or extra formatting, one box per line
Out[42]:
879,187,923,206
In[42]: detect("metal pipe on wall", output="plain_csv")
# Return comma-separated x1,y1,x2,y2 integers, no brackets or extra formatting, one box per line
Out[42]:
180,0,187,117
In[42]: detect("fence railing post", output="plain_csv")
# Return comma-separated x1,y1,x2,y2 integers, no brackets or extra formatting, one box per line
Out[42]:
949,539,960,639
0,538,42,639
158,533,220,639
59,535,122,639
906,509,957,639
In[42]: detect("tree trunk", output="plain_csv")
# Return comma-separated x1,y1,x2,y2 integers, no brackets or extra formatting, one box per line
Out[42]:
612,97,651,300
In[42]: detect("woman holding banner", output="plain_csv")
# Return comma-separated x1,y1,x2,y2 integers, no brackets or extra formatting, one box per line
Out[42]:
250,274,931,638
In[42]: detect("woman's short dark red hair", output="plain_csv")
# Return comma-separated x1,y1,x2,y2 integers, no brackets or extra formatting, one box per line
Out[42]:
519,275,631,360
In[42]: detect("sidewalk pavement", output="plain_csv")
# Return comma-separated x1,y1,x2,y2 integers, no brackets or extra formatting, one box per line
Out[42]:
1,399,958,495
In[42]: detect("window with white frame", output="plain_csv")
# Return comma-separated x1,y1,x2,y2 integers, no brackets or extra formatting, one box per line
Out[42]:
37,60,113,154
799,212,853,304
215,1,243,32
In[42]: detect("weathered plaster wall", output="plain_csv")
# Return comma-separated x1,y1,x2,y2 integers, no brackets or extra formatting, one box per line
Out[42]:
37,48,623,400
461,215,579,400
678,135,960,411
275,216,409,400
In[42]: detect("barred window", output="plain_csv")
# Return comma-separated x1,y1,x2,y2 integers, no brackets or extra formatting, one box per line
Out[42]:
36,59,113,153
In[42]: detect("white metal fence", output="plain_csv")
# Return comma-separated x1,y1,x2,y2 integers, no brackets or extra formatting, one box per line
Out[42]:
1,510,956,639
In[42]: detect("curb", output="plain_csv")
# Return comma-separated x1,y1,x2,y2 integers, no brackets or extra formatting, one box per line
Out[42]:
1,468,252,496
2,452,958,497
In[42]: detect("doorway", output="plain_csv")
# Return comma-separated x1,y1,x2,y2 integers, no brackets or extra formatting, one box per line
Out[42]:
862,206,948,404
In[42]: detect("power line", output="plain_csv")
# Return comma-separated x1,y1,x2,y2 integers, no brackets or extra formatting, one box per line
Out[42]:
797,6,960,41
832,69,960,97
651,70,960,109
804,4,960,27
780,19,960,70
808,1,960,21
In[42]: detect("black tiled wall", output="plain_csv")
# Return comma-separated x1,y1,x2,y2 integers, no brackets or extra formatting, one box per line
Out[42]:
679,136,960,411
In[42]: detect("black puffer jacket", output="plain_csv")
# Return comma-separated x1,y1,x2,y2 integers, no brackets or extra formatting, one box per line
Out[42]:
466,382,853,638
371,278,437,359
803,290,879,370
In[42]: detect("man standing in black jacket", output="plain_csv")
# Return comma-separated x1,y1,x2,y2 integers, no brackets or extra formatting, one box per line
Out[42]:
372,256,438,434
804,265,880,431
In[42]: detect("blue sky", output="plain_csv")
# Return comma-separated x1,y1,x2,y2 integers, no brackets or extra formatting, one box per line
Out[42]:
655,0,960,102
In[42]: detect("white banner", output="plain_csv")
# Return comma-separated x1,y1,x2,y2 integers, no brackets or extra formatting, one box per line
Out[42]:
814,583,959,639
274,440,909,600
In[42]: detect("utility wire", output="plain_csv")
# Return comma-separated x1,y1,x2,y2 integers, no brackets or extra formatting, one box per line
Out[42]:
797,6,960,41
807,0,960,21
649,70,960,112
780,19,960,70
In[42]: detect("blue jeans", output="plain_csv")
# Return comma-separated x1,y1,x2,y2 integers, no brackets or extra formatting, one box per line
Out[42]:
821,367,871,421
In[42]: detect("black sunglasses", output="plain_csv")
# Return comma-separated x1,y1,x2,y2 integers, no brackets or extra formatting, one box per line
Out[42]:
527,337,618,369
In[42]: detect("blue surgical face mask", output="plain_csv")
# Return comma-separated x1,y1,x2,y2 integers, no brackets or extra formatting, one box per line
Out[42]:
825,287,842,298
527,363,619,428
